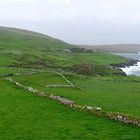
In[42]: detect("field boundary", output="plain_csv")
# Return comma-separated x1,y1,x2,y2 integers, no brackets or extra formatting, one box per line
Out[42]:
6,77,140,128
46,72,84,91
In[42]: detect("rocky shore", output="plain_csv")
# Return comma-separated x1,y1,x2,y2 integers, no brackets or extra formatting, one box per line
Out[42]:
110,59,139,68
109,59,139,76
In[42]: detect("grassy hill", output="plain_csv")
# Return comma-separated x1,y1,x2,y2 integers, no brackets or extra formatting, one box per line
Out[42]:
0,27,127,70
0,27,140,139
0,26,70,50
0,27,73,67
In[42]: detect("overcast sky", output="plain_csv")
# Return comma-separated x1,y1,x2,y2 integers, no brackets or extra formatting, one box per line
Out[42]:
0,0,140,45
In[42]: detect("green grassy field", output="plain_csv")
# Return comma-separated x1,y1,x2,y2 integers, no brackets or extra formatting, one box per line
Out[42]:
13,72,140,118
0,67,32,75
0,27,139,139
0,79,140,140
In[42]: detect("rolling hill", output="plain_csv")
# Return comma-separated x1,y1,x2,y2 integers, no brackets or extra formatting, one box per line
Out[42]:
0,26,71,50
0,27,140,139
0,27,127,70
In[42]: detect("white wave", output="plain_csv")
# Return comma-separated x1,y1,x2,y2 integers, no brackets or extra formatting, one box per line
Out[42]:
120,62,140,76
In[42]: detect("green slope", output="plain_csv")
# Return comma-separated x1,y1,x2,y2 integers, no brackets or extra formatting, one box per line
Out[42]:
13,72,140,118
0,79,140,140
0,27,127,70
0,27,140,139
0,27,73,67
0,26,71,50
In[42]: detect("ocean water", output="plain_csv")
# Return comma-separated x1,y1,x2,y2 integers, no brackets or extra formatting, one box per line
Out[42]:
114,53,140,76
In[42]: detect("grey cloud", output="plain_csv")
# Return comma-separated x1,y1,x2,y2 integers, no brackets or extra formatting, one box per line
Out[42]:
0,0,140,44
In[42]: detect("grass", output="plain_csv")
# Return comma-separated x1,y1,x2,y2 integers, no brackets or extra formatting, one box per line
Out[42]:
0,27,127,68
0,50,127,68
0,27,70,50
0,53,17,66
13,72,140,118
0,67,32,75
0,79,140,140
0,27,139,139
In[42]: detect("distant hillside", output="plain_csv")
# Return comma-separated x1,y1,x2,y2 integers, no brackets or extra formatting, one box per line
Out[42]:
0,26,71,50
0,27,127,71
78,44,140,53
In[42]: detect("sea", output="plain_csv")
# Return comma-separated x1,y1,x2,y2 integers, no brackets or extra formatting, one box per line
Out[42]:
114,53,140,76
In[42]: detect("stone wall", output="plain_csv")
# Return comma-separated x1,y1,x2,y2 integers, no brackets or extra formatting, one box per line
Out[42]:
6,78,140,128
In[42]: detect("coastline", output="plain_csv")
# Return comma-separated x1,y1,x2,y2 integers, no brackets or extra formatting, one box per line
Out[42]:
110,59,139,76
110,59,139,68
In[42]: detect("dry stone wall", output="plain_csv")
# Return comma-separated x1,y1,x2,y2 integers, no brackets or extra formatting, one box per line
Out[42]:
5,78,140,128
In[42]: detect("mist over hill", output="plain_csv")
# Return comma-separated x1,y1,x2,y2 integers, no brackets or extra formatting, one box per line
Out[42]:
78,44,140,53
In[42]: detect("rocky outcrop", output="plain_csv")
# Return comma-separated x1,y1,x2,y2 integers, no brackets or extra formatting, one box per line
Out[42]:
110,59,139,68
112,70,127,76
